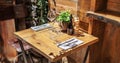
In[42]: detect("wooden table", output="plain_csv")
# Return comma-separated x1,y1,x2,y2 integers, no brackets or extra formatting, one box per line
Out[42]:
14,23,98,63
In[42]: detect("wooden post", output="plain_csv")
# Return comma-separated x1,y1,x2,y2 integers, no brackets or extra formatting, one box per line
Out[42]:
0,19,17,62
0,19,15,46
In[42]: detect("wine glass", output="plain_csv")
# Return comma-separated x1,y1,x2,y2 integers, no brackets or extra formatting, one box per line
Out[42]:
48,27,62,44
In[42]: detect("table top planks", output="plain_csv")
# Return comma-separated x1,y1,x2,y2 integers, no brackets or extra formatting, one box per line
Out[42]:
14,23,98,62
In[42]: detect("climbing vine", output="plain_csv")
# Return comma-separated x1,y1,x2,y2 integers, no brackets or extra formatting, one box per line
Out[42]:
25,0,49,28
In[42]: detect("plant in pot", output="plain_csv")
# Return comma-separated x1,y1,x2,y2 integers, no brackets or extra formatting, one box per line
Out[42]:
56,10,71,32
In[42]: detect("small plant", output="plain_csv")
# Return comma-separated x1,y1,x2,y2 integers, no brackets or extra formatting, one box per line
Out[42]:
57,10,71,23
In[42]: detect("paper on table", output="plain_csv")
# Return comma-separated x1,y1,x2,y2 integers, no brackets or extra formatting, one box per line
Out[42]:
58,37,83,50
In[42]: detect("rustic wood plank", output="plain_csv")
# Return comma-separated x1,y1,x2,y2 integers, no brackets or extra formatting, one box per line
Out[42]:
90,0,107,11
49,0,78,14
101,23,120,63
107,1,120,13
86,11,120,26
79,0,91,23
0,19,15,46
15,19,26,31
0,6,14,20
108,0,120,4
89,20,106,63
0,19,17,62
88,0,120,63
0,0,14,6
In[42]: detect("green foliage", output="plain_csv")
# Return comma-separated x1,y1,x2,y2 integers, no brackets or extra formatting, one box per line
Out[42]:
57,10,71,23
25,0,49,26
36,0,49,25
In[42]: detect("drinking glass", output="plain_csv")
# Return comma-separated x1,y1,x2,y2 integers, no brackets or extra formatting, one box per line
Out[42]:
48,27,62,44
47,9,56,22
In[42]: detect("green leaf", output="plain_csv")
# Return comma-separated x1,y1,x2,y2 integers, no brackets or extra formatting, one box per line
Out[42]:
57,10,71,22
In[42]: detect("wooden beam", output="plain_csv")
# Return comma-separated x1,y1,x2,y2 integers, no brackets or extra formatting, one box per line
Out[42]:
0,19,15,46
86,11,120,26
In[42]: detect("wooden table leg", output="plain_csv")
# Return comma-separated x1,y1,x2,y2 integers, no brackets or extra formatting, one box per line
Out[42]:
83,46,90,63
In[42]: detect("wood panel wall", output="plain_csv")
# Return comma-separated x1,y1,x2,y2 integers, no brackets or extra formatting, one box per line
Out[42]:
107,0,120,13
89,0,120,63
90,0,108,11
49,0,78,15
0,19,15,46
101,23,120,63
0,6,14,20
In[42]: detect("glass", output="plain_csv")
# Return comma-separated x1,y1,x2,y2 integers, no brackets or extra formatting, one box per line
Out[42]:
73,16,83,36
48,27,63,44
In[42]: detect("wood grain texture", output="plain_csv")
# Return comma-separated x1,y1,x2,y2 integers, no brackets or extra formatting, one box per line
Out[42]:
0,19,17,62
14,23,98,62
101,23,120,63
86,11,120,26
0,0,14,6
108,0,120,3
88,0,120,62
15,19,26,31
90,0,107,11
107,0,120,13
0,19,15,46
14,4,27,18
78,0,91,23
49,0,77,14
0,6,14,20
89,20,106,63
89,22,120,63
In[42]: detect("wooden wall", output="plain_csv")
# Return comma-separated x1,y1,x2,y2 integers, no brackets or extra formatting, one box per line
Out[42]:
90,0,107,11
107,0,120,13
78,0,91,31
0,6,14,20
49,0,78,15
88,0,120,63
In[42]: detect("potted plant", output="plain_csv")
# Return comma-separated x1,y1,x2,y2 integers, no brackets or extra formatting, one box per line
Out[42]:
56,10,71,32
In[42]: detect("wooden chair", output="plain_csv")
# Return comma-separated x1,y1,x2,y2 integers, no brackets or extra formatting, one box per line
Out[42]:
8,38,47,63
